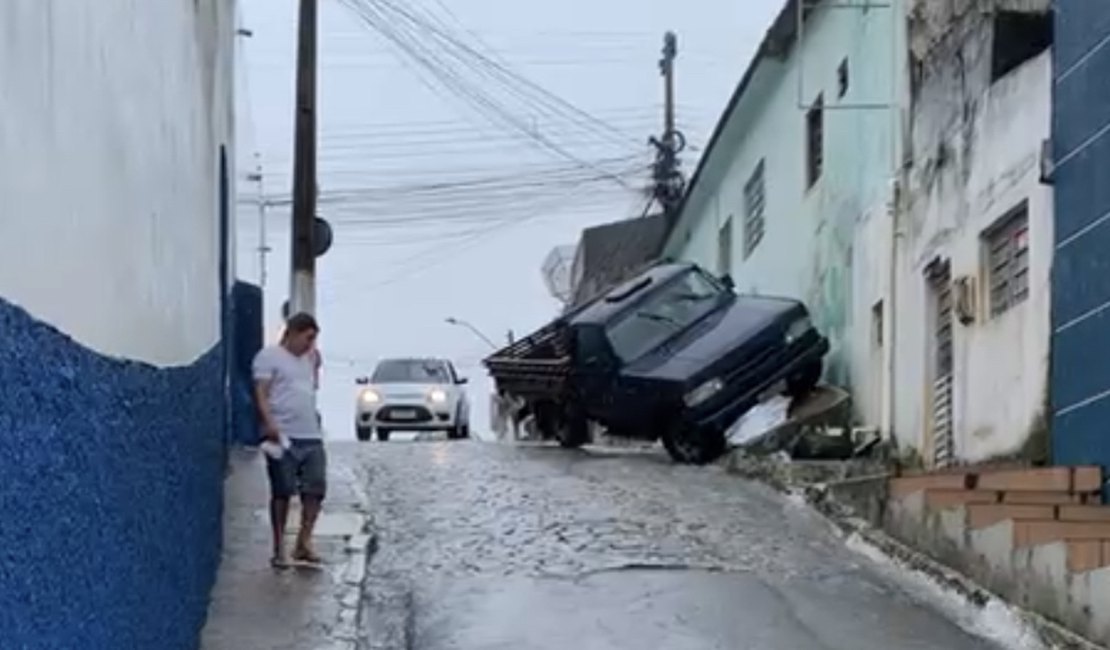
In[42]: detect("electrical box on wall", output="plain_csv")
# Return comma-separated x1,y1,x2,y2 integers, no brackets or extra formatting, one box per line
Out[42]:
954,275,978,325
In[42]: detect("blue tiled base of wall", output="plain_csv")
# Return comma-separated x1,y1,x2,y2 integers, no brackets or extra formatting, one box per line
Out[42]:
0,298,225,650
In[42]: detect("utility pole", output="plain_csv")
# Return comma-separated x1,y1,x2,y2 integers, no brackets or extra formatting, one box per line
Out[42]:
247,156,269,289
651,31,685,221
289,0,318,316
662,31,676,144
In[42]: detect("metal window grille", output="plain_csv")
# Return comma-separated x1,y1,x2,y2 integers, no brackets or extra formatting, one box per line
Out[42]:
806,94,824,188
985,202,1031,318
743,160,766,259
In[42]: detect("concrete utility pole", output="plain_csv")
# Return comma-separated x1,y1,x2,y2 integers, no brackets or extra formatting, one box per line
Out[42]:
662,31,677,144
651,31,685,220
289,0,318,316
247,159,269,289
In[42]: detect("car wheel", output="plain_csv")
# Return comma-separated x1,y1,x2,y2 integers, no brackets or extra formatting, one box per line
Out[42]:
376,428,391,442
356,427,372,442
786,360,823,399
662,422,726,465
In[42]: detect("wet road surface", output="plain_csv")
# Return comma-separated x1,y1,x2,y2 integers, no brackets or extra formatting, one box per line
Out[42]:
352,440,1009,650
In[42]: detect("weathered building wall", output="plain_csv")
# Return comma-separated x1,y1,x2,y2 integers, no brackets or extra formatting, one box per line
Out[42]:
893,0,1053,463
0,1,238,648
1051,2,1110,474
665,0,903,428
0,0,236,365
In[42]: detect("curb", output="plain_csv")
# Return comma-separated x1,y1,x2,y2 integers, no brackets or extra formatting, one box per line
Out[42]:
766,474,1107,650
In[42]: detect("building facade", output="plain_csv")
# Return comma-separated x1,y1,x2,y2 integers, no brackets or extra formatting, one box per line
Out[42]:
1051,2,1110,473
0,1,239,648
893,0,1054,465
666,0,1059,466
664,0,906,432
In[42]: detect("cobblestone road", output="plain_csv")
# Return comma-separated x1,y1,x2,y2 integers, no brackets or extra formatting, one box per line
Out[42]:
354,440,1018,650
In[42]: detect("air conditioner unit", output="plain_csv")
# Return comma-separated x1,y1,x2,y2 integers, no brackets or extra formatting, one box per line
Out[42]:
953,275,977,326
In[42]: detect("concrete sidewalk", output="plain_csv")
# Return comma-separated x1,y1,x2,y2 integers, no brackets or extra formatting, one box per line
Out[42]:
200,444,374,650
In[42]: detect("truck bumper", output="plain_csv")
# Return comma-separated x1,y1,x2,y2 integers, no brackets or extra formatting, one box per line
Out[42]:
693,335,830,432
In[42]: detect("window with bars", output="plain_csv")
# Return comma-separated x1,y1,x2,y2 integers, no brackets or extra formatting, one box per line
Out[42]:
984,201,1031,318
717,217,733,276
806,94,824,189
743,159,766,259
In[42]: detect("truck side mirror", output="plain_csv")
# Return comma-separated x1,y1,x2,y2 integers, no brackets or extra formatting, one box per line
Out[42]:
355,376,370,385
457,377,469,385
721,274,735,291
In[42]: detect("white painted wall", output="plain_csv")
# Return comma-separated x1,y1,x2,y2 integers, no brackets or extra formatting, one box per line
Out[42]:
893,47,1053,463
0,0,237,366
665,2,903,428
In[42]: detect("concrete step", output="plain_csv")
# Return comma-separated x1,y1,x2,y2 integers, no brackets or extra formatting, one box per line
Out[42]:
1014,520,1110,548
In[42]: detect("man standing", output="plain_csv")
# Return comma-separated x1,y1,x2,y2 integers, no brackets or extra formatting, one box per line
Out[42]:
253,312,326,568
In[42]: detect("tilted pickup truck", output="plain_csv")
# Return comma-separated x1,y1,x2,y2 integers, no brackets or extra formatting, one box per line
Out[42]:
483,262,830,464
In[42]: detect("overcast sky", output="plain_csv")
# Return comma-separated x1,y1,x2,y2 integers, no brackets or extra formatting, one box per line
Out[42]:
235,0,782,437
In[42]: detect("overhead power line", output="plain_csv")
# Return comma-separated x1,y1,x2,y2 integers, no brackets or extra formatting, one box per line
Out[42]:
336,0,643,189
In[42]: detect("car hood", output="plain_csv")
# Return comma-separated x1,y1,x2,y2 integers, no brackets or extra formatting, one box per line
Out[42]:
623,295,804,384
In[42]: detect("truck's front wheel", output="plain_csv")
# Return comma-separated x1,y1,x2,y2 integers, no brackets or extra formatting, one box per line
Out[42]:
662,423,726,465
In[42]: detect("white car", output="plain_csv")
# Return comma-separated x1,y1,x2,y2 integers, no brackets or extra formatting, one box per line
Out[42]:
355,358,471,442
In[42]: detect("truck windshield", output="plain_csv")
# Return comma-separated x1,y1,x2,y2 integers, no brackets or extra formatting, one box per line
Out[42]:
604,269,723,362
372,360,451,384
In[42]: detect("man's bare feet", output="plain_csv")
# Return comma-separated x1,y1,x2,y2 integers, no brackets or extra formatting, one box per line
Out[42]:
292,545,322,564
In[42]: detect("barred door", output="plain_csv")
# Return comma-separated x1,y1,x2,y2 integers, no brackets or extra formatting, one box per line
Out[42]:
928,260,955,468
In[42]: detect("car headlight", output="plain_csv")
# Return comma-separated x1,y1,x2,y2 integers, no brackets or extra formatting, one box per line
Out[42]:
360,389,382,405
428,388,448,404
685,378,724,407
785,316,812,345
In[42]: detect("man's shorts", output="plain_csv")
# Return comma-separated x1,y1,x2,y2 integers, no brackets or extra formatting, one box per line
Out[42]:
266,439,327,500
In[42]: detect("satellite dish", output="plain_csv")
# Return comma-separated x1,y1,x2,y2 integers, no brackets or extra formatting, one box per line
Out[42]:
542,245,577,304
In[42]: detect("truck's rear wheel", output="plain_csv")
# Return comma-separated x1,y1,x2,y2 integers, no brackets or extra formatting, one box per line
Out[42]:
662,423,726,465
556,415,590,449
534,401,590,448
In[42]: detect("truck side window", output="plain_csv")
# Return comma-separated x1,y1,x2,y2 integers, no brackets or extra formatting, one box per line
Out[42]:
575,327,609,368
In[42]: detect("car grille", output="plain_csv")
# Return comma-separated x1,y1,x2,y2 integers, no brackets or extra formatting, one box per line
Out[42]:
377,405,434,423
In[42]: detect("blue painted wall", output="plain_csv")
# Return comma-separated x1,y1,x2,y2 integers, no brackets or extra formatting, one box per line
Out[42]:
1052,1,1110,474
0,298,225,649
230,281,264,446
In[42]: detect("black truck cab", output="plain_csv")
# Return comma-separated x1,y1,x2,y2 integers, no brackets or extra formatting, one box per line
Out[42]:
485,262,829,464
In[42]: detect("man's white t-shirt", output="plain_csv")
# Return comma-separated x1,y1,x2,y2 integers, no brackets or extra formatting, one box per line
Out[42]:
253,344,321,440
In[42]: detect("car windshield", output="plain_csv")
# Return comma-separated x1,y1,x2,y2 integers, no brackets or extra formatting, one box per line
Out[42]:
372,360,451,384
605,269,724,362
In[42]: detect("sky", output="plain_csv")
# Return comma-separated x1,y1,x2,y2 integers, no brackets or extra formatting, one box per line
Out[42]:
235,0,783,438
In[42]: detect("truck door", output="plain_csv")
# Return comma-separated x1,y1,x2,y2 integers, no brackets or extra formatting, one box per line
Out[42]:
573,326,617,419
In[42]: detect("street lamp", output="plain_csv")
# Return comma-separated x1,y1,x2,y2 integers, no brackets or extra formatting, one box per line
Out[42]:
445,317,498,350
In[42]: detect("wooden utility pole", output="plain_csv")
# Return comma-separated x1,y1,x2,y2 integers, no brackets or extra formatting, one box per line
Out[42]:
289,0,318,316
